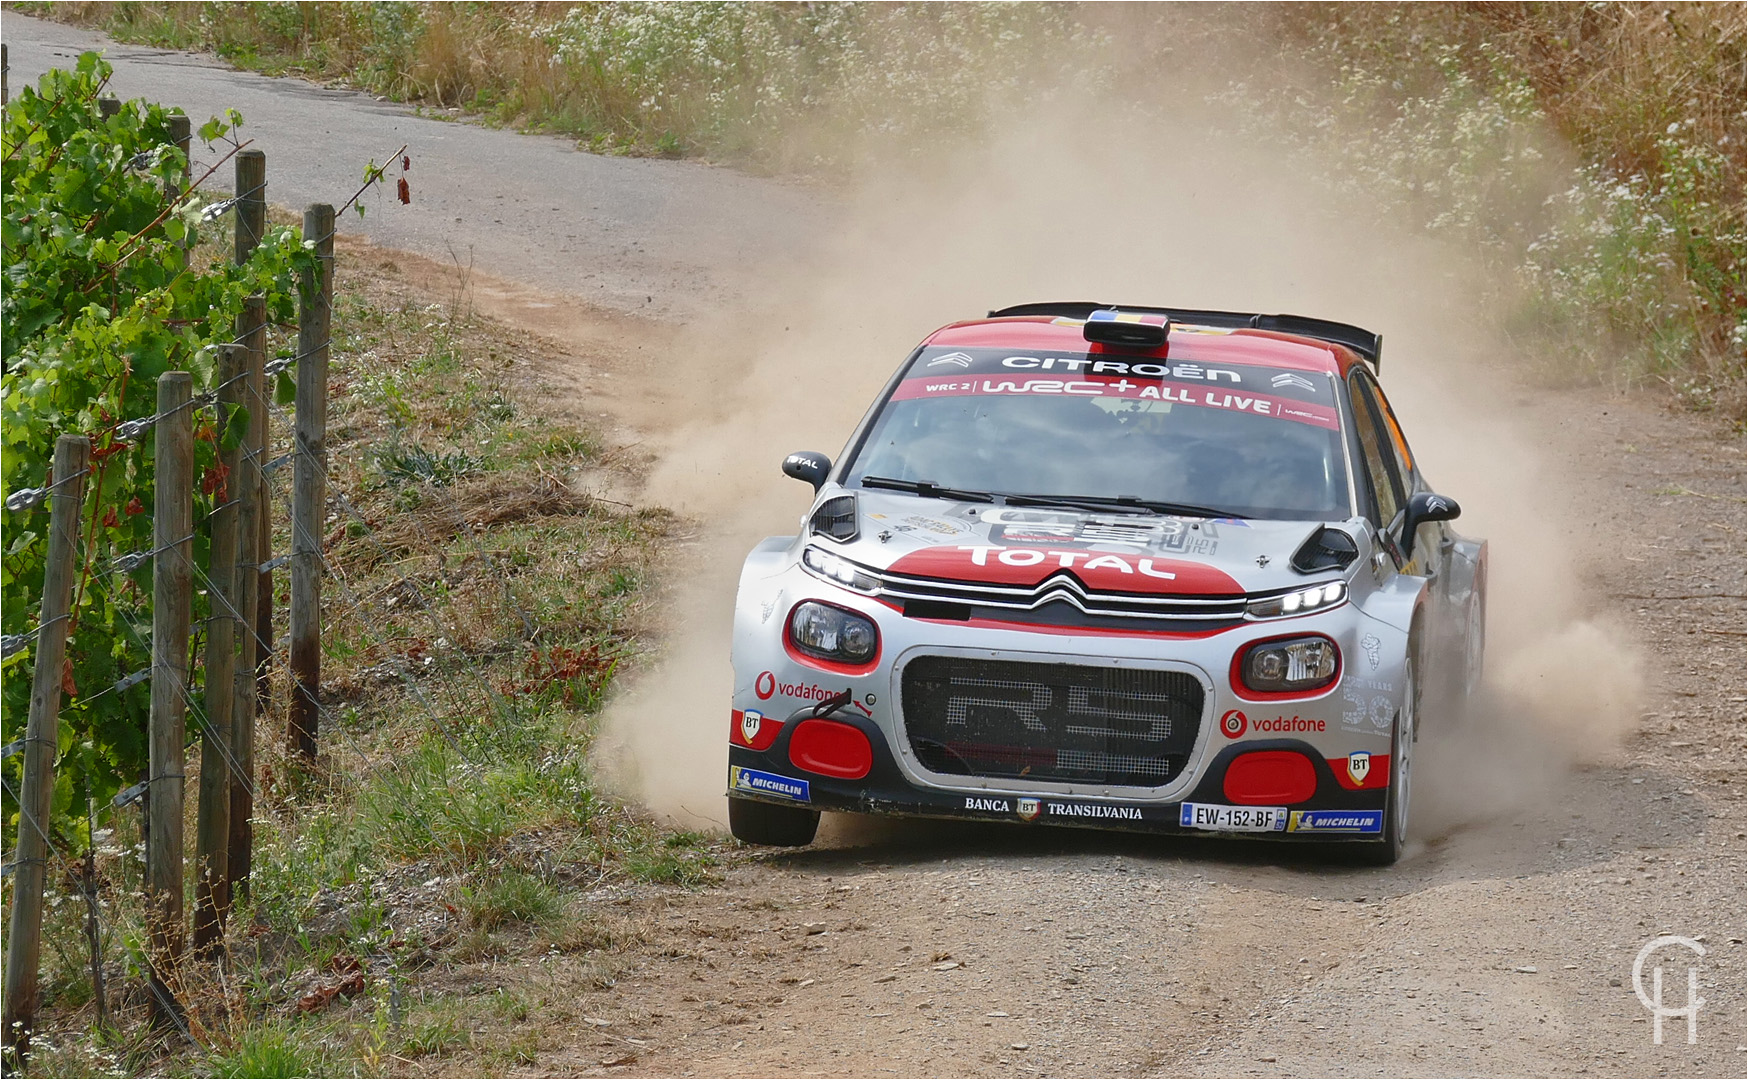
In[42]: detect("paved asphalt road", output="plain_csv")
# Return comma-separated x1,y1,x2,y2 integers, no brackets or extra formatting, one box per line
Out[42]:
3,12,823,318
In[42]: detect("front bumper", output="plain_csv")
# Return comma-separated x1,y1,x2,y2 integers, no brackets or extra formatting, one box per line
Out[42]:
727,703,1388,842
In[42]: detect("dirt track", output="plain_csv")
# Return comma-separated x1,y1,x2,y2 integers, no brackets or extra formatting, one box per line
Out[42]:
379,251,1743,1080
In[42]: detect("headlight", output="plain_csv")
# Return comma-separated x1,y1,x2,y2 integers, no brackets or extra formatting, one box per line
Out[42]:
789,601,879,664
1247,580,1346,619
801,546,882,595
1240,636,1339,693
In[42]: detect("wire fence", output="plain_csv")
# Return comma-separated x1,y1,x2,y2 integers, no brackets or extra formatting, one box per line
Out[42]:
0,296,585,1063
0,80,487,1059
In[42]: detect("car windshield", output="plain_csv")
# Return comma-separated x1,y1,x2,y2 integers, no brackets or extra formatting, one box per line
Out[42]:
845,346,1350,520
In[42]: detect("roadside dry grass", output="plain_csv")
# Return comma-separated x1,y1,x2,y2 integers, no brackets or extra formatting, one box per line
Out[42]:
16,225,725,1079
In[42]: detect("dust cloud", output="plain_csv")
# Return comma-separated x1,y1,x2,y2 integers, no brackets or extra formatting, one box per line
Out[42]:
589,79,1644,837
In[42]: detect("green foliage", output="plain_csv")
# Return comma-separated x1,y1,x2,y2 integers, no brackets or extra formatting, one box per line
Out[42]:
206,1022,342,1079
369,437,482,488
627,830,718,887
1213,34,1745,406
360,737,594,863
1,54,316,838
461,868,560,932
398,1006,470,1058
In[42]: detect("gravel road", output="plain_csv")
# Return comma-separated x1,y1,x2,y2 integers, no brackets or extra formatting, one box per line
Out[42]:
7,15,1742,1077
3,12,823,319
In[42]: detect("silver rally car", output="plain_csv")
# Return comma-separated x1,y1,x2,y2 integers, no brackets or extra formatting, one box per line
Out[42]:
727,303,1486,864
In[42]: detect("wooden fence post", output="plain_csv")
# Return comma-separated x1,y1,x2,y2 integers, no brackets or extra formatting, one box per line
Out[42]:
2,436,90,1060
194,347,242,950
234,149,276,747
234,149,266,264
289,204,334,761
227,296,266,902
98,96,119,118
147,373,192,1023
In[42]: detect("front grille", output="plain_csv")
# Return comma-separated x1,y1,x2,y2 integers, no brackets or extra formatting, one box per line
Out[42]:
881,566,1247,621
901,657,1203,788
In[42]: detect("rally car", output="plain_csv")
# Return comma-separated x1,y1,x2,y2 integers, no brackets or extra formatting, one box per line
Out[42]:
727,303,1485,864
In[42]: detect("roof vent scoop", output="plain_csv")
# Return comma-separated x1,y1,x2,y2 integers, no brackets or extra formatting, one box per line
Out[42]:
1290,526,1359,573
1082,308,1169,348
810,494,858,543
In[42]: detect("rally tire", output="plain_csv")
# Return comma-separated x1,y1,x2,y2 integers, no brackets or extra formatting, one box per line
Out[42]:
728,796,820,847
1461,588,1486,700
1357,639,1417,866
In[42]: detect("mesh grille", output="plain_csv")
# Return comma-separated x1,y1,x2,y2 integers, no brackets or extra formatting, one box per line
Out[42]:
901,657,1203,787
810,495,858,541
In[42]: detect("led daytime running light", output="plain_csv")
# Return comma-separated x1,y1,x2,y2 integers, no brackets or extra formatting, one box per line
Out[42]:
802,546,882,595
1248,580,1346,619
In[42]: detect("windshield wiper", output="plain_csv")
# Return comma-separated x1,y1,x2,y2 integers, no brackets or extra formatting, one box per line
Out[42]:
859,476,998,503
1000,492,1247,519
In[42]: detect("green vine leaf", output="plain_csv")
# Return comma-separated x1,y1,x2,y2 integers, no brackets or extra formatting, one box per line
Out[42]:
2,52,318,848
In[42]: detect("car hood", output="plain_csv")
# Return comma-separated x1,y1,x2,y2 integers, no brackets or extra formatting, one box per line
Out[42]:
816,488,1354,596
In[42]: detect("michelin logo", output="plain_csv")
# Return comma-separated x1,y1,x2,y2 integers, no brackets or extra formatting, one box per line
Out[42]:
730,766,811,803
1288,809,1383,834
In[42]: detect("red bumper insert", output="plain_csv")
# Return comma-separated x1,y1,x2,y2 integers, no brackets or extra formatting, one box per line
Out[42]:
788,718,873,780
1222,750,1317,805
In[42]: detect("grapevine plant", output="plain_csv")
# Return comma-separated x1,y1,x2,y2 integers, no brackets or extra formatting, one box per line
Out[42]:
1,53,316,843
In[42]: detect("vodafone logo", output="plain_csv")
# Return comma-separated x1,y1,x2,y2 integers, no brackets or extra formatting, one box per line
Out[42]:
753,670,841,704
1220,709,1248,738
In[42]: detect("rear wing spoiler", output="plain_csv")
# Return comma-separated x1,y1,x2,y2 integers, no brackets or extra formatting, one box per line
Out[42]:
987,302,1383,372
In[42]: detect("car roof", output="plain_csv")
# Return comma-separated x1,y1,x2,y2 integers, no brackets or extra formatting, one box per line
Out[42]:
923,315,1369,377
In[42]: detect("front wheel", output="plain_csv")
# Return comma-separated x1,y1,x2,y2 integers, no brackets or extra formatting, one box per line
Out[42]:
1461,588,1486,700
1356,647,1416,866
728,797,820,846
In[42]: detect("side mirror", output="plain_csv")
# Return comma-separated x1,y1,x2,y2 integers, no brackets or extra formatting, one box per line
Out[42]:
1401,491,1460,559
782,451,832,492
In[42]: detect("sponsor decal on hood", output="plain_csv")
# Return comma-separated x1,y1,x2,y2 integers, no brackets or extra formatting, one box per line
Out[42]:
887,544,1243,596
835,489,1352,597
980,508,1223,556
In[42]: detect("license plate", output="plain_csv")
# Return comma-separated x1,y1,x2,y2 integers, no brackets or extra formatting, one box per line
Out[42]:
1179,802,1288,832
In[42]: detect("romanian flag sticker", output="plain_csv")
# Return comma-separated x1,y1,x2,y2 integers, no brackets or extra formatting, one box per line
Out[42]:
1086,309,1169,329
